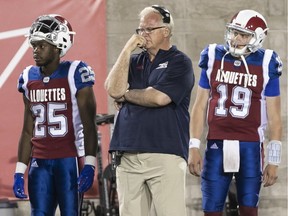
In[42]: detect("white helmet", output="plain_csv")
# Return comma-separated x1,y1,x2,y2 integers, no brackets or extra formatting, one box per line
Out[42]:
28,14,75,57
225,10,268,57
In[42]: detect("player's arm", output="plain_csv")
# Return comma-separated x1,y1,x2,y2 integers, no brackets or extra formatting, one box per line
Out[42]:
17,96,34,166
188,86,209,176
267,96,282,141
190,86,209,140
77,86,98,158
262,95,282,187
76,86,98,192
13,95,34,199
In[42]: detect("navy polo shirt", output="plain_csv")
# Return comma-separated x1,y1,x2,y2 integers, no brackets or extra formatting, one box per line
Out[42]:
109,45,194,161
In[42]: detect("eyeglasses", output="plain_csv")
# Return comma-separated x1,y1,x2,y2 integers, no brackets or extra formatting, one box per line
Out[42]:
136,26,166,35
151,5,171,24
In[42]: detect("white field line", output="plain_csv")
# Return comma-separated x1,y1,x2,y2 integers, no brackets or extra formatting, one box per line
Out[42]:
0,27,30,88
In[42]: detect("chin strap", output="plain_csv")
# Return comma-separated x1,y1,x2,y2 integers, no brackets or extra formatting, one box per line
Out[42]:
240,54,250,75
221,50,251,76
220,51,229,73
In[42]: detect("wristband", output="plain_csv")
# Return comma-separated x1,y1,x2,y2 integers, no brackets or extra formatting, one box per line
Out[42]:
189,138,201,149
85,155,96,167
267,140,282,166
15,162,27,174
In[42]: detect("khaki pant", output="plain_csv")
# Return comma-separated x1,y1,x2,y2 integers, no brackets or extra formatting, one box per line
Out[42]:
116,153,187,216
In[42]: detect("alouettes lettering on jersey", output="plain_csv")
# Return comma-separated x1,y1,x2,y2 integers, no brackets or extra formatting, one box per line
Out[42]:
199,44,282,142
17,61,95,159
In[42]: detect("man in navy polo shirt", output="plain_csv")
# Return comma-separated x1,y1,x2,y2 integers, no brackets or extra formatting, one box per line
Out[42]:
105,5,194,216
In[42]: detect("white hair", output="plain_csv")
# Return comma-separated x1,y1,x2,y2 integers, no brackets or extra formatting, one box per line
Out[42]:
138,6,174,36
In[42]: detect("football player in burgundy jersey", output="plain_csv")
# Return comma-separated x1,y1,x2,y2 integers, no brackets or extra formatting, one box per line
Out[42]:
188,10,282,216
13,14,98,215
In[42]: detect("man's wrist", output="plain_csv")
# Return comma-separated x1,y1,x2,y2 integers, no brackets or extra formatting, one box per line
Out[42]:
85,155,96,167
15,162,27,174
267,140,282,166
189,138,201,149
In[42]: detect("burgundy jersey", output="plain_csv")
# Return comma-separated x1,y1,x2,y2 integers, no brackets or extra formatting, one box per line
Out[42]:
198,44,282,142
17,61,95,159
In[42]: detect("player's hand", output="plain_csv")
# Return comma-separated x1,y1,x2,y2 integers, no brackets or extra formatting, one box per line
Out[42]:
262,164,278,187
13,173,28,199
77,165,95,193
188,148,203,177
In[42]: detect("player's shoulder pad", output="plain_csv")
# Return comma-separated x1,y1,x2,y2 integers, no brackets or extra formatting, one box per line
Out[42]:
267,49,282,79
74,60,95,84
198,43,218,69
17,65,34,93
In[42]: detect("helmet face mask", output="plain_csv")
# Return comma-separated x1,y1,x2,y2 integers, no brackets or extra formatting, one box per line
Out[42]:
28,14,75,57
225,10,268,57
225,27,254,57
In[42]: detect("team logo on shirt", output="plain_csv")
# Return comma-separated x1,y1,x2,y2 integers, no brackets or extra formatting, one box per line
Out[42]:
215,69,257,88
156,61,168,69
234,60,241,67
30,88,66,102
43,76,50,83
